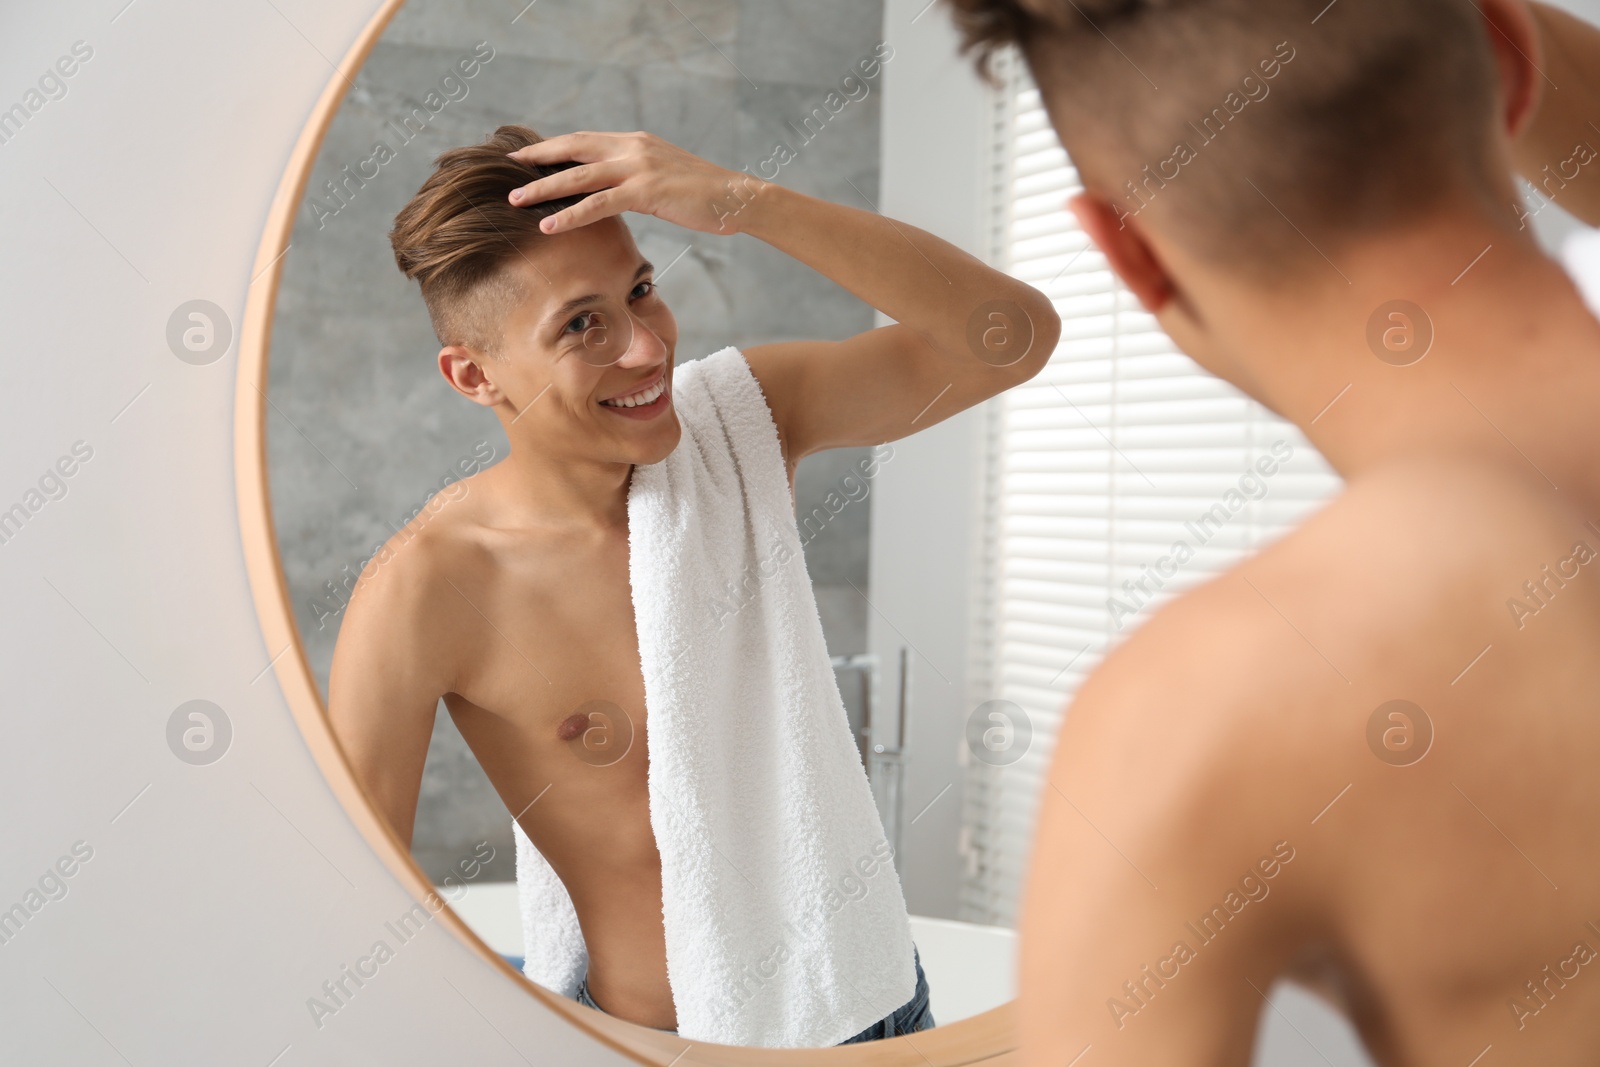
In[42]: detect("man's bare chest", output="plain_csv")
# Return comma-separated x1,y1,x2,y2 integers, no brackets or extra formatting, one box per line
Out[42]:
441,536,649,753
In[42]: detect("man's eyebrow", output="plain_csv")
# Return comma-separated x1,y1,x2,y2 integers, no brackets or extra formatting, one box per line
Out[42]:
540,261,655,331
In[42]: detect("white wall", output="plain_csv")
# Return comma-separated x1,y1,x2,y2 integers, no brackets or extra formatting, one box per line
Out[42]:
871,0,995,923
0,5,633,1062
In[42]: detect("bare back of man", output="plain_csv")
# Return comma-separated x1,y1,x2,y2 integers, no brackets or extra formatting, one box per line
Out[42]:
1022,449,1600,1062
1013,220,1600,1063
1278,463,1600,1058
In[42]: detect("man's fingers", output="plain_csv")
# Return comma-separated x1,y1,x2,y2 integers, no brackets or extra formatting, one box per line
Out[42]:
539,189,620,234
504,130,605,166
546,189,621,232
508,161,622,207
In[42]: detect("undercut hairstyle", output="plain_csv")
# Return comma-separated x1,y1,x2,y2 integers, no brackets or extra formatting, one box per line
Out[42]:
389,124,591,358
944,0,1501,279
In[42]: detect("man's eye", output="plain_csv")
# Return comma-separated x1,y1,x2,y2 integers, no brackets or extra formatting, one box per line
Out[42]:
631,281,656,300
563,312,595,335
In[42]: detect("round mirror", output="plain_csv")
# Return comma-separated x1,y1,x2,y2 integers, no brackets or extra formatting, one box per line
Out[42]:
239,0,1017,1060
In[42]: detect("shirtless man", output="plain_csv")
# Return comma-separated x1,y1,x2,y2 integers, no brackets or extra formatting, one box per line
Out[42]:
325,123,1058,1035
941,0,1600,1061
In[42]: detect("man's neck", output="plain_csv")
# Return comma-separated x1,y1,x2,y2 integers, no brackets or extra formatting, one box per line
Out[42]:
485,436,634,534
1210,217,1600,514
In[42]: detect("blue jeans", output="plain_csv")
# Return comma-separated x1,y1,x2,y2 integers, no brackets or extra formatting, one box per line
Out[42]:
574,944,936,1044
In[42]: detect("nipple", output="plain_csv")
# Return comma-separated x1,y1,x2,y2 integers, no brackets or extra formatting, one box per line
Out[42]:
557,712,589,742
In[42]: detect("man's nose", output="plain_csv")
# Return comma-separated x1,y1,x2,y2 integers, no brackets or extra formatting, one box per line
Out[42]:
619,314,667,366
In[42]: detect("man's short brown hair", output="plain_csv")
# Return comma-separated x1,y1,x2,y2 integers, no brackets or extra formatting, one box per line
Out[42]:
944,0,1500,277
389,123,590,357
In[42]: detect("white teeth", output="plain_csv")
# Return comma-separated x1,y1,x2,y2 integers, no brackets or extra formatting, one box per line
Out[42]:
602,378,666,408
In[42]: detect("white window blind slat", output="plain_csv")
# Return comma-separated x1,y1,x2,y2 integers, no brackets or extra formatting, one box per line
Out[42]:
958,49,1343,927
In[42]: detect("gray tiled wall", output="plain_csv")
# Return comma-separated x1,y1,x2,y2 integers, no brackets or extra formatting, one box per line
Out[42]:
267,0,886,881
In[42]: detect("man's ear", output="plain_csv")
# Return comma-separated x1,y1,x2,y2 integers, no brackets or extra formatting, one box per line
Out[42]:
1477,0,1543,142
438,345,503,407
1067,192,1175,313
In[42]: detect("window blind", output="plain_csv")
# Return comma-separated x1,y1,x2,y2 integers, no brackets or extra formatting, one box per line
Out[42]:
958,50,1344,926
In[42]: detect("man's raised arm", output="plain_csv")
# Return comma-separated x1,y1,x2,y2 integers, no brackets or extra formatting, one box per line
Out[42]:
731,178,1061,462
504,131,1061,466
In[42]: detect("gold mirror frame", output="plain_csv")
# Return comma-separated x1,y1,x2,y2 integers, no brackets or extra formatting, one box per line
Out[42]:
234,1,1017,1061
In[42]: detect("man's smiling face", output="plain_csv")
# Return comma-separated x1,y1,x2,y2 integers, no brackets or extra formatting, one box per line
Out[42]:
493,216,682,466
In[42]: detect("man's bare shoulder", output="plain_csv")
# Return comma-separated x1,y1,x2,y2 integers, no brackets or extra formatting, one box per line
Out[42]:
331,480,512,683
346,501,480,619
1056,455,1600,881
1025,456,1600,1064
1080,457,1589,733
335,468,599,673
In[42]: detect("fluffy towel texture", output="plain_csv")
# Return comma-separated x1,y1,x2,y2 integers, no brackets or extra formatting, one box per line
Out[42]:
513,822,587,999
513,345,916,1046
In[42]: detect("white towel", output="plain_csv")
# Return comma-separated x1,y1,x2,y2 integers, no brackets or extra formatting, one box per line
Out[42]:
1561,227,1600,322
513,345,917,1047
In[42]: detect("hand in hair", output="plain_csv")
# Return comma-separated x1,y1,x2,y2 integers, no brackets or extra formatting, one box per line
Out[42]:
503,131,768,236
